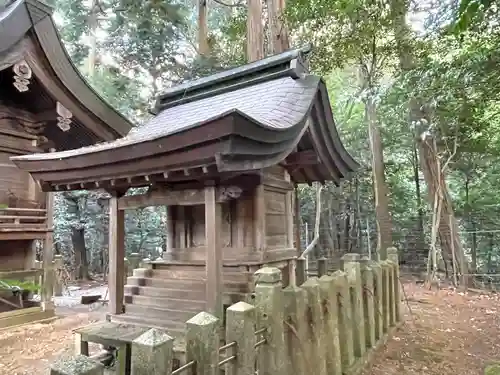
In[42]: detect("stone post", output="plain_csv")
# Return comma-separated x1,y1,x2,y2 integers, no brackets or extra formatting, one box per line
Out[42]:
319,274,342,375
53,255,63,297
360,258,376,348
129,253,141,273
302,277,327,375
380,261,391,333
283,285,308,375
369,261,384,340
254,267,286,375
139,257,152,269
35,260,43,295
131,328,174,375
295,258,306,286
317,257,327,277
387,247,401,322
342,253,366,358
225,302,256,375
186,311,220,375
332,270,355,369
124,257,130,286
50,355,104,375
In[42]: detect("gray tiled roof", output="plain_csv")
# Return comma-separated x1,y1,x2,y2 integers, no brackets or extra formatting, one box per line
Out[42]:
15,75,321,161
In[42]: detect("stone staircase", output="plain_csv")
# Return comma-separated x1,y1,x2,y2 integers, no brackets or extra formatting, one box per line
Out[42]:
110,262,253,336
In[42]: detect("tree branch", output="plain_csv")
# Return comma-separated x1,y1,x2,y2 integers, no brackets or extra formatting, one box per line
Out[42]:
300,183,323,258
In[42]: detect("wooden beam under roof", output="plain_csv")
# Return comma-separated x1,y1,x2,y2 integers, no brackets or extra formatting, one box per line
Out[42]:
118,185,247,210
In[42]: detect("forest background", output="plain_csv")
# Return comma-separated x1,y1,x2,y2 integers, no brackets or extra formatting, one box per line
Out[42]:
44,0,500,284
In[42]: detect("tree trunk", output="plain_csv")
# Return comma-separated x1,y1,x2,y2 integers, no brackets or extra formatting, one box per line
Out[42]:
412,141,427,265
418,134,468,282
365,94,393,259
72,226,90,280
247,0,264,61
87,0,99,78
391,0,468,284
198,0,209,55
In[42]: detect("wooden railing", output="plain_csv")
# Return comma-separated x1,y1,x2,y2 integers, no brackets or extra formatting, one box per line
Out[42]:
0,207,47,228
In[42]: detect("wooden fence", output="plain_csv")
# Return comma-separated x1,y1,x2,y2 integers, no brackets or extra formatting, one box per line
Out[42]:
50,248,401,375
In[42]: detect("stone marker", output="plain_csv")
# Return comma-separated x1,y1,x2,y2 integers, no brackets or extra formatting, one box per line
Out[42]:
342,253,366,358
302,277,327,375
254,267,286,375
131,328,174,375
226,301,256,375
186,311,220,375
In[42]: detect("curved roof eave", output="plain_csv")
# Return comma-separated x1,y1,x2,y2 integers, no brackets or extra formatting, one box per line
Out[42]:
0,0,132,140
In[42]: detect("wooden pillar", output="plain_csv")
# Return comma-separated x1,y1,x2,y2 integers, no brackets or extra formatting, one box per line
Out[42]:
41,187,55,311
109,195,125,315
205,185,222,319
177,206,186,248
284,172,294,249
254,184,266,257
294,184,301,255
164,206,174,260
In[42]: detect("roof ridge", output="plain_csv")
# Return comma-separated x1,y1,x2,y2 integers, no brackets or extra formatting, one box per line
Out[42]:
152,45,312,114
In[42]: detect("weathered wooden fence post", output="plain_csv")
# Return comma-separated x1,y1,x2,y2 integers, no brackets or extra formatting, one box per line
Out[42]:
186,311,220,375
318,274,342,375
295,258,306,286
225,301,256,375
283,284,308,375
254,267,286,375
50,355,104,375
387,247,401,323
332,270,355,370
360,257,376,349
302,277,327,375
342,253,366,359
131,328,174,375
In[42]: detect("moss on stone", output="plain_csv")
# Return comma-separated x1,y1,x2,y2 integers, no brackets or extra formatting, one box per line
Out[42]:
485,364,500,375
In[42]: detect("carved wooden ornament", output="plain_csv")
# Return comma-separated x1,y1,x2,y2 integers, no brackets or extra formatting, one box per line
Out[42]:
56,101,72,132
12,60,32,92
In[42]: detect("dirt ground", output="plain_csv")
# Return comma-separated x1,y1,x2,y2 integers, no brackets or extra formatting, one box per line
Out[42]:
1,281,500,375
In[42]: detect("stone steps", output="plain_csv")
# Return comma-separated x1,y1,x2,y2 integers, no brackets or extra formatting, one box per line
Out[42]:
124,285,206,300
125,303,198,323
124,294,205,312
126,276,206,291
109,313,186,336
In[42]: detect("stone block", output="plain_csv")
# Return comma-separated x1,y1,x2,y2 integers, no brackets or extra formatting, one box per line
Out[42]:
50,355,104,375
131,328,174,375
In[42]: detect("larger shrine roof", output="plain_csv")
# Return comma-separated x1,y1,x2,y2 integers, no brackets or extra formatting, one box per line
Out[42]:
0,0,132,150
11,46,360,190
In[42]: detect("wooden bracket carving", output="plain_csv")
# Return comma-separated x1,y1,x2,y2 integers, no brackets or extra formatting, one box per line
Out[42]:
12,60,32,92
56,102,72,132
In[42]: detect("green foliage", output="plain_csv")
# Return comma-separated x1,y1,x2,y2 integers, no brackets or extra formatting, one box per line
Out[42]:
0,279,40,292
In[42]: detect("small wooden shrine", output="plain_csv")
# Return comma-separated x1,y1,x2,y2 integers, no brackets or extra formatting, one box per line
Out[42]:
0,0,131,328
13,46,359,333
